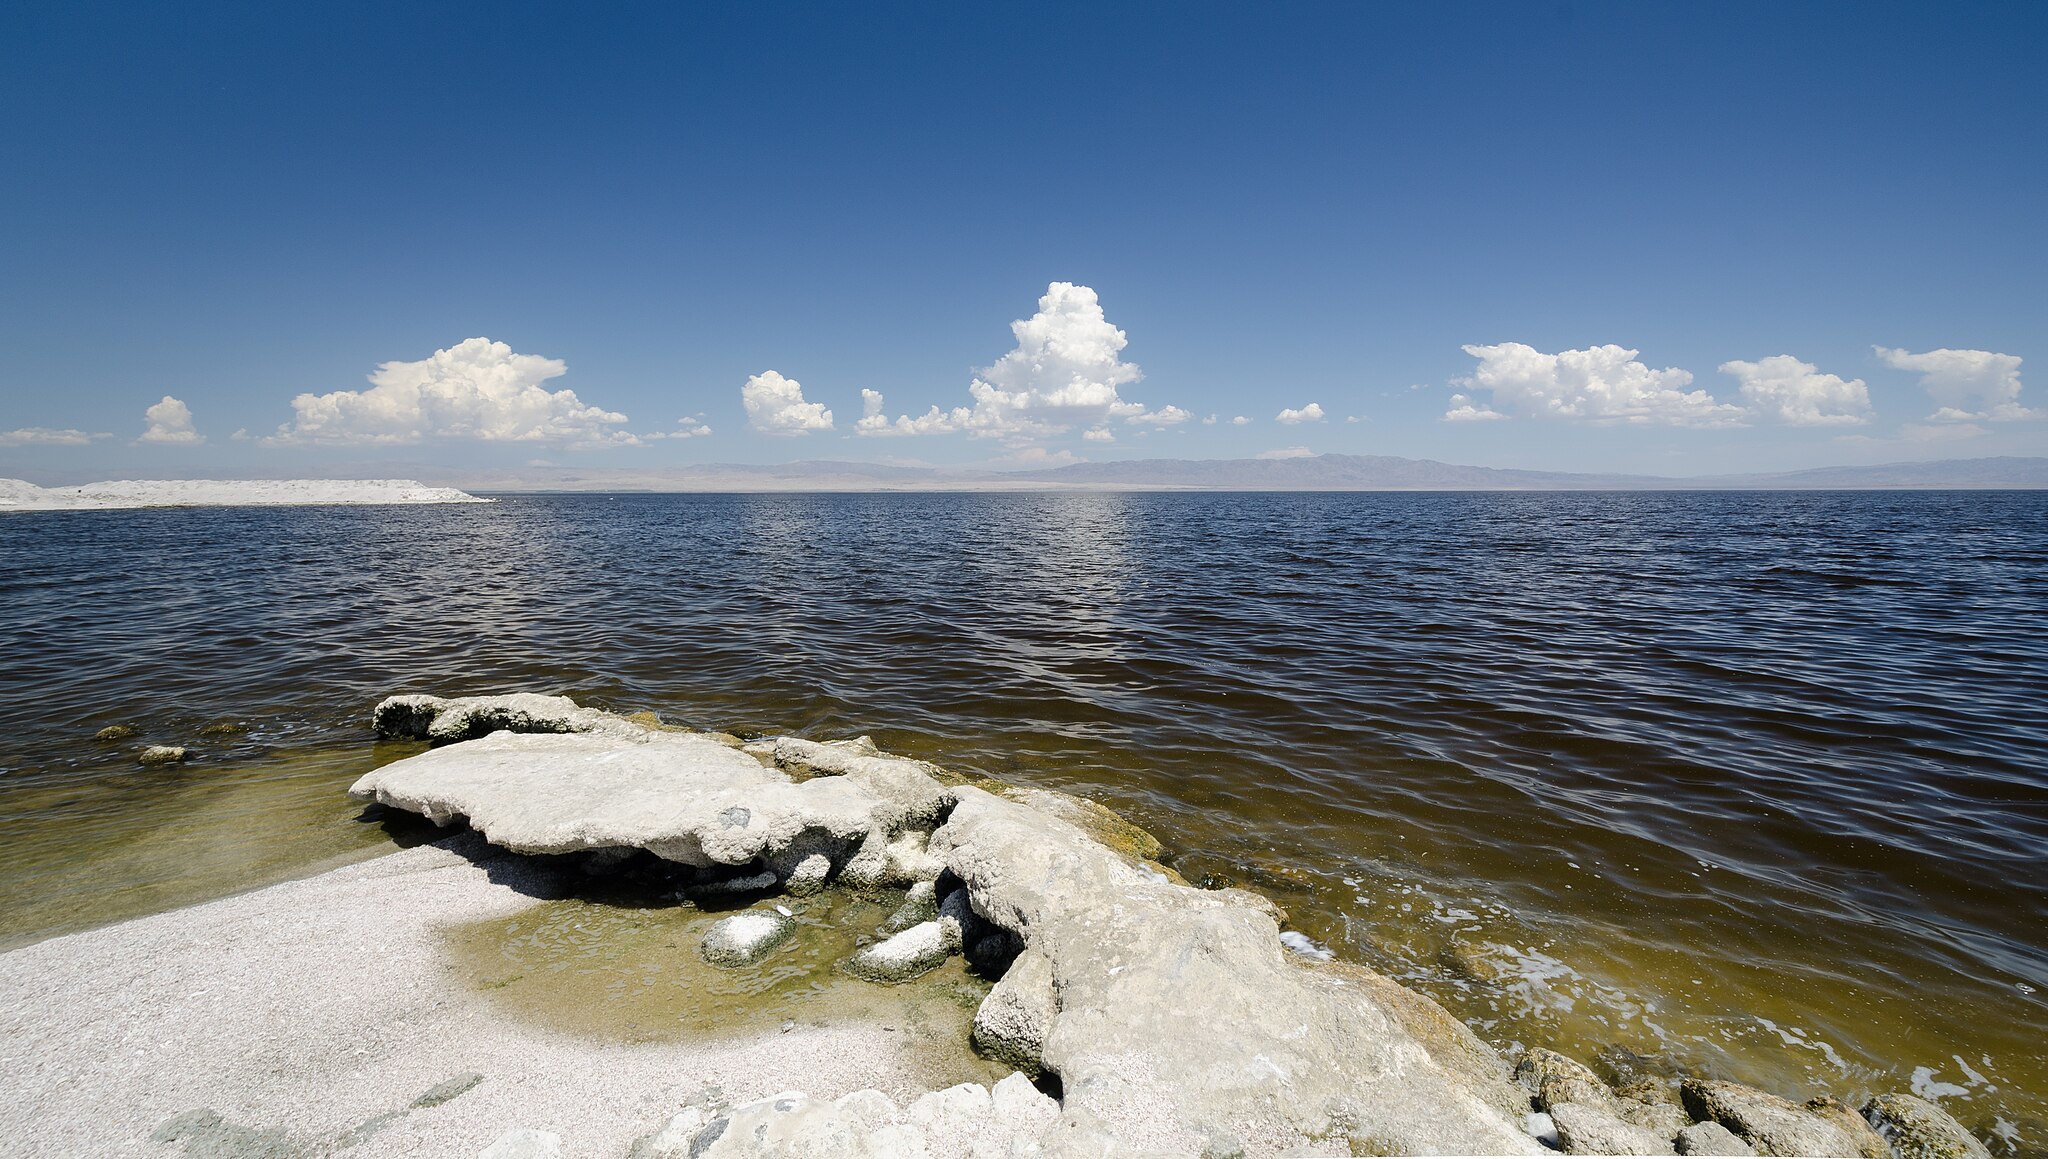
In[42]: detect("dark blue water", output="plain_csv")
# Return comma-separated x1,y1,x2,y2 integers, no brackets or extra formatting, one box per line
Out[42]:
2,491,2043,1150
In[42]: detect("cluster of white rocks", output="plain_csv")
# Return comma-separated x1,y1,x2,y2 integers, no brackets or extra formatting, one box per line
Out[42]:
0,477,485,511
352,693,1996,1159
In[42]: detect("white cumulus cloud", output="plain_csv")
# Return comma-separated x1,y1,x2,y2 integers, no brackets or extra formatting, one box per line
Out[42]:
140,396,205,445
1719,356,1871,426
1082,427,1116,442
856,282,1182,443
1875,346,2035,421
1275,402,1325,424
1230,415,1251,426
1128,404,1191,427
0,427,103,446
268,338,634,447
741,370,834,435
1454,342,1744,427
650,414,713,440
1443,394,1504,422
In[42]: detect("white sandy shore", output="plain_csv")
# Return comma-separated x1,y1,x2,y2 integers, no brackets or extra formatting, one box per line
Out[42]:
0,478,486,511
0,836,958,1157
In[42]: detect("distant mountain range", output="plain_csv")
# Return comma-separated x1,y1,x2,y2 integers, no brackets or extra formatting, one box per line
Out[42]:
437,454,2048,492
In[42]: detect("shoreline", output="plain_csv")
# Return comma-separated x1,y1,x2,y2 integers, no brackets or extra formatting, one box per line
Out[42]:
0,694,2000,1157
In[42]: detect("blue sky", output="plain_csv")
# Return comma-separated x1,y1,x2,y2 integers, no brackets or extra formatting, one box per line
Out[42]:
2,1,2043,479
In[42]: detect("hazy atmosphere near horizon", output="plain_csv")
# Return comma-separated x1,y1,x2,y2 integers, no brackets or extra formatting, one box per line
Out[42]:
2,2,2044,482
4,6,2047,1159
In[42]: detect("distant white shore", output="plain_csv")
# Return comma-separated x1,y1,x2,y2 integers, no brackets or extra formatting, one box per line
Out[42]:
0,478,487,511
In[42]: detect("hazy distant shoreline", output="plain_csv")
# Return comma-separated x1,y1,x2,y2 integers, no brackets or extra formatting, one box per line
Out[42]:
441,452,2048,493
0,478,486,511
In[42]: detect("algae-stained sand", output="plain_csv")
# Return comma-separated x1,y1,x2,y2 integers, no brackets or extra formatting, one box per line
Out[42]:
444,886,1003,1080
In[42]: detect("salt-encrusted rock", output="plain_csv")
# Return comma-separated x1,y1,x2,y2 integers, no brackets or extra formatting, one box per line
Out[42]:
930,784,1541,1155
1676,1121,1757,1156
781,852,833,896
1521,1047,1622,1116
348,730,935,870
138,745,187,765
93,724,136,741
373,692,630,744
1862,1093,1991,1159
1550,1100,1675,1155
1681,1079,1878,1158
701,910,797,968
880,881,939,936
847,919,953,983
972,946,1056,1077
478,1128,564,1159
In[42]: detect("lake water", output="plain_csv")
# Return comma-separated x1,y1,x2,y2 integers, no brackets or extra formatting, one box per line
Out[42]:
2,490,2042,1153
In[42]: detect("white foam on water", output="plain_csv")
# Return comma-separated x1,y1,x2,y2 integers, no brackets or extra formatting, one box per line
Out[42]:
1279,931,1334,962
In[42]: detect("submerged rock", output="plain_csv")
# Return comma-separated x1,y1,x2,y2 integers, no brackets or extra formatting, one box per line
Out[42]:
846,920,953,983
701,911,797,968
879,880,939,936
138,745,187,765
1862,1093,1990,1159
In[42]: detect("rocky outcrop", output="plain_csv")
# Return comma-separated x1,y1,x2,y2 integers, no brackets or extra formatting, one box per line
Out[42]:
348,692,1988,1159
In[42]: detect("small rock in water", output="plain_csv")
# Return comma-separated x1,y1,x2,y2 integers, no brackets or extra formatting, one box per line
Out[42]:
846,919,952,983
93,724,137,741
879,881,939,936
138,745,188,765
479,1128,563,1159
700,910,797,968
783,852,832,897
199,721,250,737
